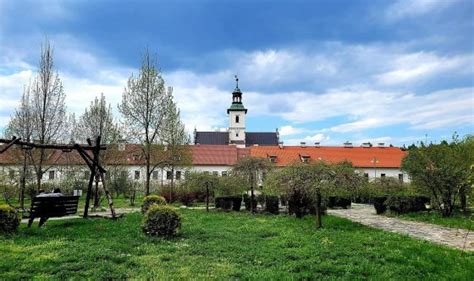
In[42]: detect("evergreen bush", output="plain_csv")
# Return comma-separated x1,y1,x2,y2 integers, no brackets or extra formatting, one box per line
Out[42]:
142,205,181,237
141,195,167,214
0,204,20,233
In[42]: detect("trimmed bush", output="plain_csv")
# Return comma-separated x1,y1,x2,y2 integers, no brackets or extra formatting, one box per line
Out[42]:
142,205,181,237
328,196,351,209
243,194,258,211
373,197,387,214
141,195,167,214
215,196,242,211
0,204,20,233
265,195,279,214
385,195,430,214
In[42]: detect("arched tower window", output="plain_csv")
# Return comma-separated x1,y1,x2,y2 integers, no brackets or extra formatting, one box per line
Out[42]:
236,115,240,123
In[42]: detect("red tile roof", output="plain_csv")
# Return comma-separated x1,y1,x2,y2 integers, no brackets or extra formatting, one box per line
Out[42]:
191,145,241,166
250,146,406,168
0,144,407,168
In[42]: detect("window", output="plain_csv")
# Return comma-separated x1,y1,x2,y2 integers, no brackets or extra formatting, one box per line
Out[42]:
166,171,173,180
152,170,159,180
49,170,55,180
269,156,277,163
398,173,404,182
121,171,128,179
236,132,239,137
134,170,140,180
176,171,182,180
236,115,240,123
221,171,228,177
203,171,210,175
301,156,310,163
212,171,219,176
364,173,369,179
381,173,386,178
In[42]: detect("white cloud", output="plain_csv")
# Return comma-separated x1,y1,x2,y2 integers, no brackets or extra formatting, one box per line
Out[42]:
279,125,305,136
386,0,460,20
375,52,473,85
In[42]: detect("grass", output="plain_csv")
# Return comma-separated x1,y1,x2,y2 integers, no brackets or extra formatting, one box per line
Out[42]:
1,210,473,280
389,210,474,230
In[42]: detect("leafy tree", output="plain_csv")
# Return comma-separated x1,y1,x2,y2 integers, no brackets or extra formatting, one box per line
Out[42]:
232,157,272,213
402,135,473,216
119,49,173,195
267,162,361,228
181,172,219,211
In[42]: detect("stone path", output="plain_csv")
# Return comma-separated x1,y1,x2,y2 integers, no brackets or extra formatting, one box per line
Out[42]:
328,204,474,251
21,208,140,223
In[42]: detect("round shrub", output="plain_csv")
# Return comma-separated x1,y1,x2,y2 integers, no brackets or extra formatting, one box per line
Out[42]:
142,205,181,237
141,195,167,214
0,204,20,233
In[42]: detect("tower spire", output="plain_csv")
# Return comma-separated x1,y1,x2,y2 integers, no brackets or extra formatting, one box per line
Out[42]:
235,74,239,89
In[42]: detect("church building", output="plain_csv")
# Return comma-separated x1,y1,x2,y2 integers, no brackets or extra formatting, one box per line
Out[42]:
193,77,279,147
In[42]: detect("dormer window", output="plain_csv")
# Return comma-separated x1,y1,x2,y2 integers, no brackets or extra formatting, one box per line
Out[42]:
300,154,310,163
268,155,277,163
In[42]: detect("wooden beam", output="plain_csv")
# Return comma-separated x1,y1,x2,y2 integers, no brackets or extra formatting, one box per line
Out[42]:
0,137,20,153
0,138,106,151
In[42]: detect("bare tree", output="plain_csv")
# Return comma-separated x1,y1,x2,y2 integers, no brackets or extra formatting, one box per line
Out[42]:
5,83,34,209
29,39,67,191
160,87,191,199
77,93,118,209
119,49,168,195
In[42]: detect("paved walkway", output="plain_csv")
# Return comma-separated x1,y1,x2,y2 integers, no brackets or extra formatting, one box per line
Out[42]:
328,204,474,251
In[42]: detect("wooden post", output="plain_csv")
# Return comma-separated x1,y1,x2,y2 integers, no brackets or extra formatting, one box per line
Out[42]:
98,171,116,219
83,137,101,218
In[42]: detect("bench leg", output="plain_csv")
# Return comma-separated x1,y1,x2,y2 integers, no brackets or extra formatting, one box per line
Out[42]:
38,217,49,227
28,217,35,228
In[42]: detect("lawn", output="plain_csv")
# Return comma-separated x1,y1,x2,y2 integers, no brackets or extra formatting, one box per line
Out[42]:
1,210,473,280
389,210,474,230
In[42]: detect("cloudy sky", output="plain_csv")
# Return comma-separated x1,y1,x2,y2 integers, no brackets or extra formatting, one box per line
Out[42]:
0,0,473,146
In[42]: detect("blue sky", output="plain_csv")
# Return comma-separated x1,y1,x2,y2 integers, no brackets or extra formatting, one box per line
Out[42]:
0,0,473,146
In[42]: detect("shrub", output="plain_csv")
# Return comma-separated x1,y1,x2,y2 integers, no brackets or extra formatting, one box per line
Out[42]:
159,185,179,203
142,205,181,237
215,196,242,211
243,194,258,211
385,195,430,214
0,204,20,233
141,195,167,214
373,196,387,214
327,196,351,209
265,195,279,214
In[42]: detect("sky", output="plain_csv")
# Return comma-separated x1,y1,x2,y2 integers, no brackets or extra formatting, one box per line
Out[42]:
0,0,473,146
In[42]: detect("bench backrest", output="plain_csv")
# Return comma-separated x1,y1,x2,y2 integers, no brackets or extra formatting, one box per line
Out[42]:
30,196,80,217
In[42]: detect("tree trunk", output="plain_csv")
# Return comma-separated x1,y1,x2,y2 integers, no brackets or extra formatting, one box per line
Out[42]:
20,151,27,210
93,178,99,210
315,192,322,229
206,184,209,212
169,166,174,202
460,186,467,213
145,159,151,195
250,173,255,213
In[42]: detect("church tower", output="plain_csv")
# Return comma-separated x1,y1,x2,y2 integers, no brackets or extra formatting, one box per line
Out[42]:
227,76,247,146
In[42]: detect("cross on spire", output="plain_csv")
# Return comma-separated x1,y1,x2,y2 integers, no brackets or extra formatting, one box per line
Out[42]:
235,74,239,88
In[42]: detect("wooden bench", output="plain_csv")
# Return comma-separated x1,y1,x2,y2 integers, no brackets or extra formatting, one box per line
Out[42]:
27,196,80,227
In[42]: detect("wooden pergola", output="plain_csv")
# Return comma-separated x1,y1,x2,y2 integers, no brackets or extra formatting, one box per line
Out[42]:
0,136,116,218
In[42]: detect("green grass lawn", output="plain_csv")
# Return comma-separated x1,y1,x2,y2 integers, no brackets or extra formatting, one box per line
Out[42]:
389,210,474,230
1,210,473,280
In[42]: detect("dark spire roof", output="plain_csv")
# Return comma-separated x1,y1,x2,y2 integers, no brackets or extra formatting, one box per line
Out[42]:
228,75,247,113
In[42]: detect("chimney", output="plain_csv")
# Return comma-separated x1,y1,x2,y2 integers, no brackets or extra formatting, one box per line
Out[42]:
314,142,320,147
278,141,284,149
300,142,306,148
343,141,353,148
118,139,126,151
361,142,372,148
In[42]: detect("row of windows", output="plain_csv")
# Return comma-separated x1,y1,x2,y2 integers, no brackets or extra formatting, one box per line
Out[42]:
363,173,404,182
